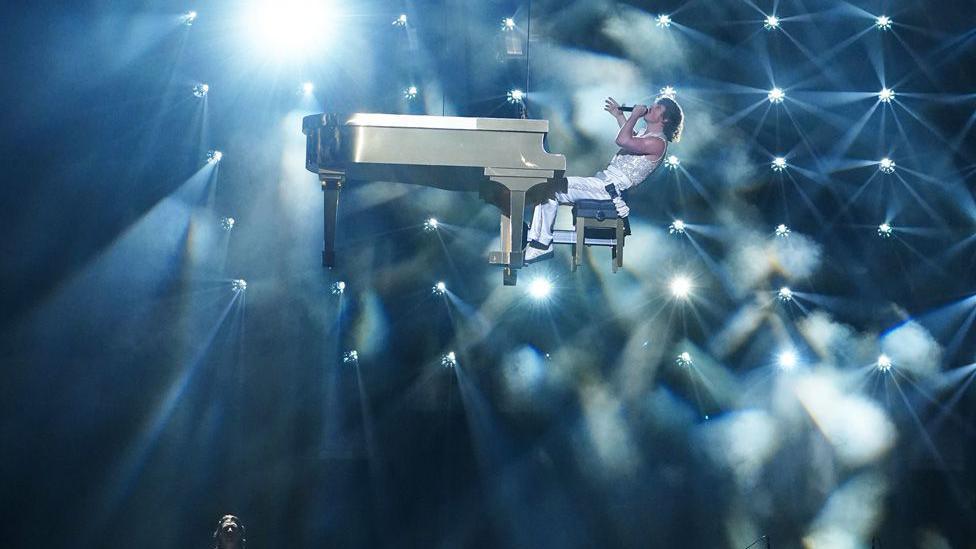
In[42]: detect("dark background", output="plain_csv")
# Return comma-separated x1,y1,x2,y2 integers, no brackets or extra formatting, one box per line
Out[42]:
2,1,976,547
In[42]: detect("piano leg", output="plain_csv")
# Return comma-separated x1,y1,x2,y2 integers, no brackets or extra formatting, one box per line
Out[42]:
505,190,526,268
321,179,342,268
485,173,556,286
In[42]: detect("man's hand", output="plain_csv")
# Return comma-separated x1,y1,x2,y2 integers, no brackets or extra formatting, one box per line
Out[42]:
630,104,648,118
604,97,624,118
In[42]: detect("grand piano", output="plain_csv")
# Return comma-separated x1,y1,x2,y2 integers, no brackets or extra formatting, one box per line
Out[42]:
302,112,567,286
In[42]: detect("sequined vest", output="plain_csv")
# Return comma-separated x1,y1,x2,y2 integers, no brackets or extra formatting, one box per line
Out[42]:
598,130,667,191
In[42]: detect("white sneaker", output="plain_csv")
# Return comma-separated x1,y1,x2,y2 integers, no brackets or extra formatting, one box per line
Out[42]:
524,241,554,264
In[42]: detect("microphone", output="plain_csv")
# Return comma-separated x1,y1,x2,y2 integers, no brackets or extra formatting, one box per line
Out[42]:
619,105,644,112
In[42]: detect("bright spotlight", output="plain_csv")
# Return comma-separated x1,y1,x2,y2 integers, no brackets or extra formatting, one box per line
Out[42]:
231,279,247,292
675,352,693,367
879,157,896,174
393,13,407,26
664,154,680,170
878,223,893,238
656,14,672,28
878,88,895,103
669,275,692,299
527,277,553,300
343,350,359,364
331,281,345,295
243,0,336,59
423,217,438,231
441,351,457,368
658,85,677,100
432,281,447,295
669,219,686,235
876,15,892,30
507,89,525,103
302,81,314,94
764,15,780,30
772,157,787,172
778,287,794,301
192,83,209,98
181,11,198,26
777,350,798,371
220,217,236,231
207,150,223,163
404,85,419,100
768,87,785,104
775,224,791,238
877,354,893,372
502,17,516,30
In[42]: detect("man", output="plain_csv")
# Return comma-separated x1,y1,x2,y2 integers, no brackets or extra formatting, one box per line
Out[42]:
213,514,246,549
524,95,684,263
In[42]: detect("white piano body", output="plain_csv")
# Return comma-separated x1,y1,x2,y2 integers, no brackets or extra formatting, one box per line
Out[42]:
302,113,566,285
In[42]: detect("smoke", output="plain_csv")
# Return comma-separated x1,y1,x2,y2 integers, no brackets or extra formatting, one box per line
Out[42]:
695,409,781,487
881,320,943,377
725,229,824,293
803,472,889,549
794,374,897,467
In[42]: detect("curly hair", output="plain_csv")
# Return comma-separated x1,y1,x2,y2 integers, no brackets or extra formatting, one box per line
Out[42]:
655,97,684,143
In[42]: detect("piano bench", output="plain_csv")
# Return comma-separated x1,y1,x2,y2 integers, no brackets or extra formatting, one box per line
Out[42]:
564,199,631,273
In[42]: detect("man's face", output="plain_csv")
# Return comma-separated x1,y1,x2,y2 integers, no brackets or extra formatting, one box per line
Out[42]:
217,516,242,547
645,103,667,124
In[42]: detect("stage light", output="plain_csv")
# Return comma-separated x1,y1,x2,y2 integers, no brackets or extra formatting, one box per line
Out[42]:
876,15,892,30
775,224,790,238
192,83,209,98
768,87,785,104
302,81,314,94
879,158,896,174
507,89,525,103
658,86,677,100
393,14,407,26
432,281,447,295
876,354,893,372
441,351,457,368
181,11,198,26
778,287,794,301
878,223,893,238
764,15,780,30
243,0,335,59
220,217,235,231
404,85,419,100
669,275,692,299
878,88,895,103
502,17,516,30
207,150,223,163
423,217,438,231
664,154,680,170
676,352,693,367
331,281,345,295
669,219,686,235
656,14,672,28
527,277,552,300
231,279,247,292
772,157,787,172
343,350,358,364
777,350,798,371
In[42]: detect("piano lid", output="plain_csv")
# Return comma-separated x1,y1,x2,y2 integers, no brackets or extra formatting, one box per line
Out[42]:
303,112,565,175
345,113,551,134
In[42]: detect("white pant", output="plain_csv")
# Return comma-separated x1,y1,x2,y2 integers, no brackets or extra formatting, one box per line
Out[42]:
527,176,616,246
